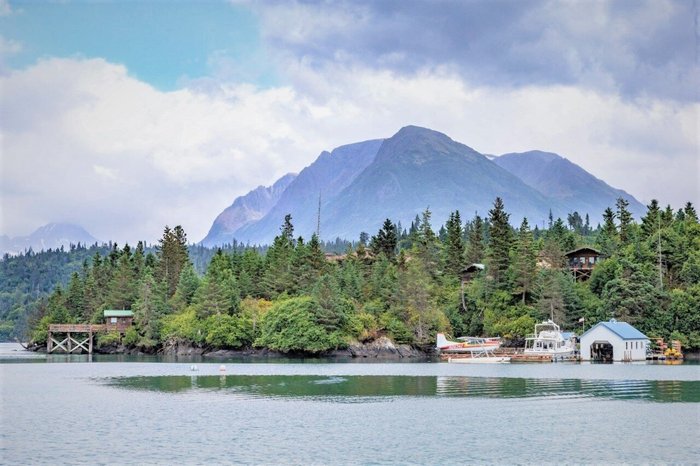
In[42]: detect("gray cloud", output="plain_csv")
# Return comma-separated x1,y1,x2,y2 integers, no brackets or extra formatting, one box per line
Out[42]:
253,0,699,102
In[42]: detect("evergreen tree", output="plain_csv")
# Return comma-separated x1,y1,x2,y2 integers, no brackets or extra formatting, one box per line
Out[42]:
513,218,536,304
684,202,698,223
193,250,240,317
616,198,634,244
169,262,200,312
370,219,398,260
487,197,512,289
597,207,618,256
465,214,485,264
641,199,661,238
156,225,190,298
416,207,440,272
133,271,167,346
442,211,464,278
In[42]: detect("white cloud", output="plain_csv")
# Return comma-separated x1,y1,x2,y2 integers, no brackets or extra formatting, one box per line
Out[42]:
1,57,697,244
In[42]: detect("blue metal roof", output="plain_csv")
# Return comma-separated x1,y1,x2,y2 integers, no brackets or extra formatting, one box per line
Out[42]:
561,332,575,340
582,319,647,340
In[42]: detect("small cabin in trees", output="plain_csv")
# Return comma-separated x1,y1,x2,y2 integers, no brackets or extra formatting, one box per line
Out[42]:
565,247,602,281
104,310,133,332
460,263,485,283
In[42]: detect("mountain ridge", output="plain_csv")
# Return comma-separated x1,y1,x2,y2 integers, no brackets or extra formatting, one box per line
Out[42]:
0,223,99,256
203,126,646,246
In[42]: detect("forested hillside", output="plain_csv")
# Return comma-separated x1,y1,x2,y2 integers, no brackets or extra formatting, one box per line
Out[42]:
14,197,699,352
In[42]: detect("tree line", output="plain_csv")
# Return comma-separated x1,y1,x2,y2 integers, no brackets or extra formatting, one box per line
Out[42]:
14,198,700,352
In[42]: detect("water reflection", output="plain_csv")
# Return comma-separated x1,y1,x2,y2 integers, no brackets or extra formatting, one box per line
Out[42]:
108,375,700,403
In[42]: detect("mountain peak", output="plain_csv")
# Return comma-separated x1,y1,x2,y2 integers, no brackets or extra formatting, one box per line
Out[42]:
1,223,99,256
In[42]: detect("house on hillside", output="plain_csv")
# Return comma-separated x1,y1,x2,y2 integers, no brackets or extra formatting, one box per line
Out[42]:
565,246,602,280
460,263,485,283
579,319,648,362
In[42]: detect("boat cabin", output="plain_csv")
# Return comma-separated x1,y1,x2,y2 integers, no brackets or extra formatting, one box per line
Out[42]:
565,247,602,280
579,319,648,362
103,310,133,332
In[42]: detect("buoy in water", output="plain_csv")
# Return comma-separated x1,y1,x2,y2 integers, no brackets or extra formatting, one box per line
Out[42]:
219,365,226,372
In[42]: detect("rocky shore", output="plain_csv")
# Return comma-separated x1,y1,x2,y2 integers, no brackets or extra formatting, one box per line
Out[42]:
28,336,434,360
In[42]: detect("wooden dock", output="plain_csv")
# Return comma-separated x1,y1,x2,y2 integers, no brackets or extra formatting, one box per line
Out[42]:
47,324,106,354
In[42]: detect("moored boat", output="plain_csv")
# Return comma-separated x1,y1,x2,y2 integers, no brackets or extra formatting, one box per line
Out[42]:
518,319,576,361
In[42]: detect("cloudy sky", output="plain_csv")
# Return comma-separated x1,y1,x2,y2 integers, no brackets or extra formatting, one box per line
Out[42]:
1,0,698,245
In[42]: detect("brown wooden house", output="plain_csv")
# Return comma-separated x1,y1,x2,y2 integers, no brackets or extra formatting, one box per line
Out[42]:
104,310,134,333
565,247,602,281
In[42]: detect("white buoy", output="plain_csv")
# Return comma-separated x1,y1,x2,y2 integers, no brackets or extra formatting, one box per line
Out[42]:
219,364,226,372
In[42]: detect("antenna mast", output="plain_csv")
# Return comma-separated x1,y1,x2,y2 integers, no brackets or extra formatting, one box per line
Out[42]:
316,191,321,238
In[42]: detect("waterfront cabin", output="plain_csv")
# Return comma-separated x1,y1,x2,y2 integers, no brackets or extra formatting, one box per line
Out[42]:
104,310,134,333
579,319,648,362
460,263,485,283
565,247,602,280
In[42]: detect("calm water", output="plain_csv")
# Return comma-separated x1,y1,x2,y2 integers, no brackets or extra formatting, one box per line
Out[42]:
2,343,699,464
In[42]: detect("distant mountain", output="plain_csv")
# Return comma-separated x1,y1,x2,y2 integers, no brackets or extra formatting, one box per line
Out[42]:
321,126,555,239
200,173,297,247
229,139,384,245
493,150,645,221
204,126,648,245
0,223,99,256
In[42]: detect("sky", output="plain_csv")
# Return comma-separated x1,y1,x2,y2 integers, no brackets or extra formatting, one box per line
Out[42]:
0,0,698,245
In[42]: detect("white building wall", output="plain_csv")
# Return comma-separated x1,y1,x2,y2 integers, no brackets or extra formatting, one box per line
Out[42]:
580,326,648,361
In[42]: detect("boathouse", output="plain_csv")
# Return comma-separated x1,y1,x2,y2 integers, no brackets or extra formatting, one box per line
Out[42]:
565,247,602,280
579,319,648,362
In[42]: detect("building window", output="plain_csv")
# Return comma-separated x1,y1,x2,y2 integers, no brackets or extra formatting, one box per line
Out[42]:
111,317,117,323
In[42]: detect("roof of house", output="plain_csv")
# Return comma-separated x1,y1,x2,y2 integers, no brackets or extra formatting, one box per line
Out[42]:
564,246,601,257
581,319,647,340
462,263,485,273
104,310,134,317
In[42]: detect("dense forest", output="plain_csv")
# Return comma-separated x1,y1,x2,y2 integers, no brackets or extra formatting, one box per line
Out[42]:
3,197,699,352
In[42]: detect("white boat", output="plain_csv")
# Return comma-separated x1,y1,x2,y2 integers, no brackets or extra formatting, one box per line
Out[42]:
436,333,501,354
523,319,576,360
447,355,511,364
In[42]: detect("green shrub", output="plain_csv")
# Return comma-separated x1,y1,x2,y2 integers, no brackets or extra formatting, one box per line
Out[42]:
161,308,204,345
122,327,139,346
203,314,247,348
255,296,345,353
97,331,122,347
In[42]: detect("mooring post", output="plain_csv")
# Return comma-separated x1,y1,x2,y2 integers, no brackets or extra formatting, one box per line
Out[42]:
67,332,72,353
47,331,52,353
89,329,93,355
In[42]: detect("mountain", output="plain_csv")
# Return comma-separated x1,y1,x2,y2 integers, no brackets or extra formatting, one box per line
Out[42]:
229,139,384,245
0,223,99,256
200,173,297,247
205,125,647,245
320,126,556,239
493,150,646,220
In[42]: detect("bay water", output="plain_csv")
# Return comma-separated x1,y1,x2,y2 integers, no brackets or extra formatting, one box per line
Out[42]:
1,343,699,464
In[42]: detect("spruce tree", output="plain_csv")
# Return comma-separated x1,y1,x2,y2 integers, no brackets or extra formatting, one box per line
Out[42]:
465,214,485,264
487,197,512,290
156,225,190,298
370,219,398,260
616,198,633,244
513,218,536,304
443,211,464,278
641,199,661,238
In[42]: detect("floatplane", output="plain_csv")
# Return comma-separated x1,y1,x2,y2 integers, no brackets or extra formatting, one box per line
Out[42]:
436,333,511,363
